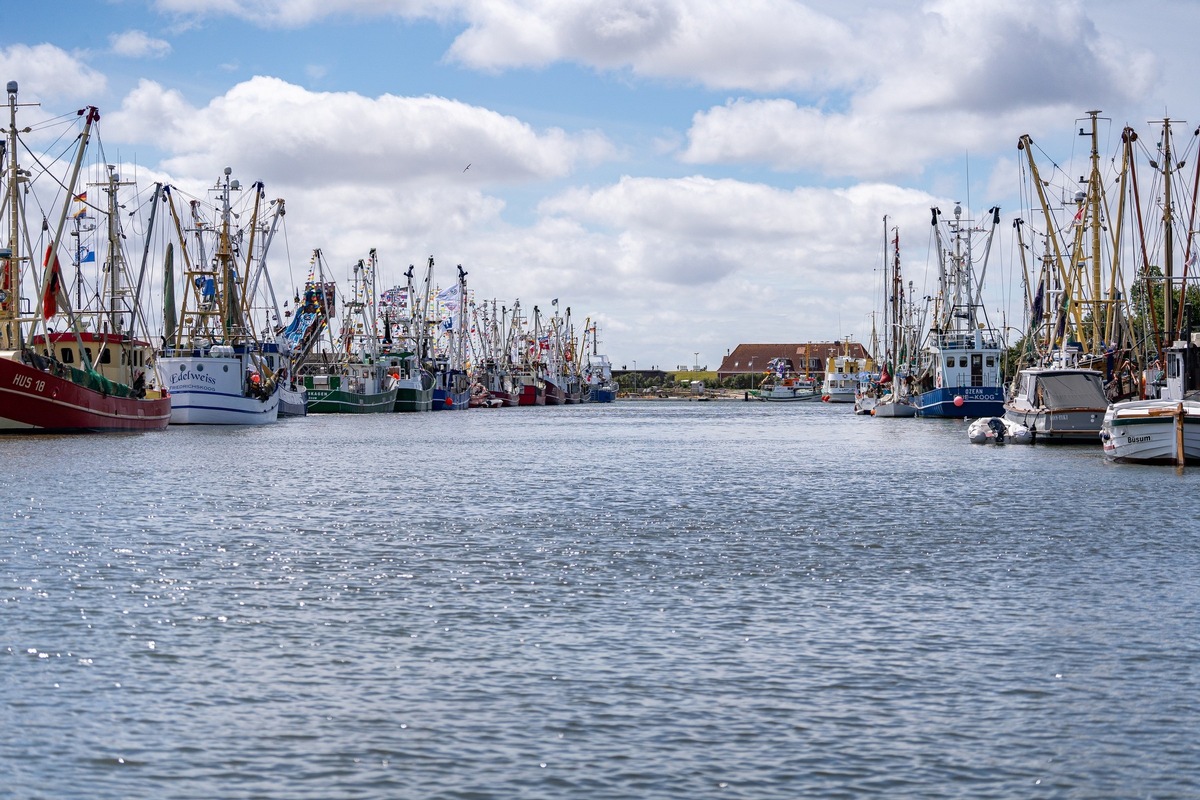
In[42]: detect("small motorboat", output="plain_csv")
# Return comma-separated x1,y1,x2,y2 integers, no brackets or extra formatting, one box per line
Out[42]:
967,416,1033,445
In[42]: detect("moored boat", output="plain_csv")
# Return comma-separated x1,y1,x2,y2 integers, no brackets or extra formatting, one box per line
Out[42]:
299,249,396,414
156,167,281,424
758,358,819,402
912,204,1006,418
0,84,171,433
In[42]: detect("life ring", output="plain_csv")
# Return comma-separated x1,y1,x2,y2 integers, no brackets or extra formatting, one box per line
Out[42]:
935,372,943,389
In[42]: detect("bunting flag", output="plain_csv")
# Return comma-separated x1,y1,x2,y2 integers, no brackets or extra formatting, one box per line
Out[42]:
435,283,461,313
42,245,69,320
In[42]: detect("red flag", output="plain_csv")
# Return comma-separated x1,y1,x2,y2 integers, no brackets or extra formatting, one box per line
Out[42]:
42,245,68,320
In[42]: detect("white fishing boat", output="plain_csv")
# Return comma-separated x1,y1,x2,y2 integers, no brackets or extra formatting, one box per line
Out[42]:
1101,339,1200,464
1101,117,1200,465
758,358,819,402
156,168,280,424
822,345,870,404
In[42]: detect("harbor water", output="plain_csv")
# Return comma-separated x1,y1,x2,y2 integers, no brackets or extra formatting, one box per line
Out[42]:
3,401,1198,799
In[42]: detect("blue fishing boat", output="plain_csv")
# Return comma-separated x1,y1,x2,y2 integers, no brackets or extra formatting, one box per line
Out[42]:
913,203,1005,418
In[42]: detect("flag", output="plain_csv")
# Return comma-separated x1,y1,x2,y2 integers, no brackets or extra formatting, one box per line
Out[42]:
73,192,87,203
1030,277,1045,329
435,283,460,313
77,245,95,263
41,245,69,319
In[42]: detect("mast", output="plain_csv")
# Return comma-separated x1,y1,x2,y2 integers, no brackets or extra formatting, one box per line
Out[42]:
1159,117,1176,345
1,80,29,350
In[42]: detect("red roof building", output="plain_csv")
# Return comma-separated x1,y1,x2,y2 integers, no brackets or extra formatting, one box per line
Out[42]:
716,342,871,379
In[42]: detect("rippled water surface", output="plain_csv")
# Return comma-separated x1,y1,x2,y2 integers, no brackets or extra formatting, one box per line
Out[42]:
3,401,1199,798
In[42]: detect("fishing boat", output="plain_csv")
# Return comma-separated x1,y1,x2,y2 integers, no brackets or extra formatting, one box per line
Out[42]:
279,277,336,415
821,343,870,403
1004,353,1109,440
156,167,282,424
1101,339,1200,463
870,219,918,418
0,84,171,433
757,358,819,402
427,262,471,411
1101,117,1200,463
240,192,306,417
378,264,433,412
300,249,397,413
1004,111,1141,439
581,321,618,402
513,302,547,406
911,204,1005,418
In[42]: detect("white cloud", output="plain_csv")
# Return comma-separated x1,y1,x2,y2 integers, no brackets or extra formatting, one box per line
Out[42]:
107,76,614,187
109,30,173,59
0,44,106,103
447,0,861,91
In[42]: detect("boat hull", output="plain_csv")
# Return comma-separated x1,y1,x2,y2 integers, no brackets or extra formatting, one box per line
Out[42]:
0,356,171,432
491,389,518,407
1004,406,1104,441
873,399,917,418
544,381,565,405
432,388,469,410
307,387,398,414
1101,400,1200,463
394,385,433,412
915,386,1005,418
159,356,279,425
518,383,545,406
278,386,308,417
587,386,617,403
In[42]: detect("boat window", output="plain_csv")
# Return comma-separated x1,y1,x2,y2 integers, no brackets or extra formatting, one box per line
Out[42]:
945,357,953,368
84,348,93,363
986,357,994,367
100,349,112,364
61,347,74,364
959,357,968,368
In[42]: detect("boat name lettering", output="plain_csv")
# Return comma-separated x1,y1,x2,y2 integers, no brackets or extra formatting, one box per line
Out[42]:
12,374,45,392
169,371,218,387
1125,435,1152,445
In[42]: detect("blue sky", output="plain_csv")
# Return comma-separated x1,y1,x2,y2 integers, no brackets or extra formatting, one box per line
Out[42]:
6,0,1198,367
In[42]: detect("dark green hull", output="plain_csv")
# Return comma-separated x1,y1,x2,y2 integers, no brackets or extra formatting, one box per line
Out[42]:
306,386,398,414
394,385,433,412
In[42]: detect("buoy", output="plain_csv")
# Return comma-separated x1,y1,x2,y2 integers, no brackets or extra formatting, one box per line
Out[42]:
445,396,454,408
250,372,261,384
953,395,964,407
